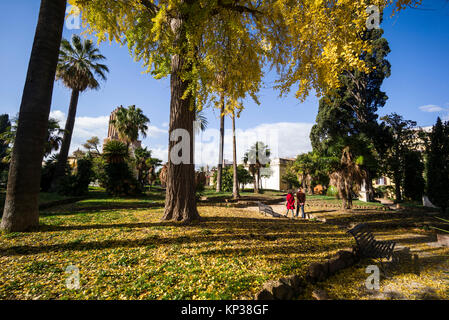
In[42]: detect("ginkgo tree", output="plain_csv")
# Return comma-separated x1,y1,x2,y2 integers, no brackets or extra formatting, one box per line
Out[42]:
70,0,420,223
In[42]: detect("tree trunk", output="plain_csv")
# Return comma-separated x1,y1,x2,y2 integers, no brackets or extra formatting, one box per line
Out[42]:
365,171,375,202
162,5,200,223
216,95,225,192
394,172,402,203
51,89,80,190
254,167,260,194
232,111,239,199
1,0,66,232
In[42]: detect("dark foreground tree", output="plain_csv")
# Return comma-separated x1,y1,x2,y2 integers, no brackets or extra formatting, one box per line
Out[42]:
426,117,449,214
1,0,67,232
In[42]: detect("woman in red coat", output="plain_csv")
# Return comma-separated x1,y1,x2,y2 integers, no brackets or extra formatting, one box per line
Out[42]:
285,191,295,218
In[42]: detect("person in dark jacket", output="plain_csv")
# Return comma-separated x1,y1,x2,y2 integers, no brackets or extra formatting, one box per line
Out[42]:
296,188,307,219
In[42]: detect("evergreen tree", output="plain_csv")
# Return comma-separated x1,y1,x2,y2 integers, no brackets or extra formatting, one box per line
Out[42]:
426,117,449,214
0,114,11,183
310,27,391,201
380,113,419,202
403,150,425,201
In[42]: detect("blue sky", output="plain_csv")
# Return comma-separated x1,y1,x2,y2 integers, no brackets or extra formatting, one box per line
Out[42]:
0,1,448,165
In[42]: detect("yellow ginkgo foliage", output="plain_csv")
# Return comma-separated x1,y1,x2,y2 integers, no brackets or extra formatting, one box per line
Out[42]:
69,0,420,222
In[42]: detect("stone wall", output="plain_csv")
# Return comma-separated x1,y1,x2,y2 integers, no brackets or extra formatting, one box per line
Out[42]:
255,250,359,300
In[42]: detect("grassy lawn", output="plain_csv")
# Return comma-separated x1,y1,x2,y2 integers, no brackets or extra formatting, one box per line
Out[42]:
304,234,449,300
306,195,383,208
1,190,71,214
1,189,447,300
0,205,350,299
296,208,449,299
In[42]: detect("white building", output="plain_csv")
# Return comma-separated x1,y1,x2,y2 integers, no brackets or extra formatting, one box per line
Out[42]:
208,157,295,191
259,158,295,191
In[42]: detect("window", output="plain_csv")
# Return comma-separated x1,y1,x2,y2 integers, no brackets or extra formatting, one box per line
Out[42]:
376,177,386,186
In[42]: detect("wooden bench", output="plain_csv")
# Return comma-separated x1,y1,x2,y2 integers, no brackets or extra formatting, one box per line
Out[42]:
257,202,283,218
347,223,396,262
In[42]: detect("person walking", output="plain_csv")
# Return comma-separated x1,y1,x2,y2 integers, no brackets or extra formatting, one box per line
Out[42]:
285,191,295,218
296,188,307,219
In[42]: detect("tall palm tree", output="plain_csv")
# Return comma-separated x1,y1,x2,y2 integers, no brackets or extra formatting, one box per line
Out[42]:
110,105,149,149
52,34,109,189
216,95,225,192
1,0,67,232
193,107,208,166
194,108,208,133
231,110,240,199
2,117,63,161
103,140,129,164
243,142,271,194
329,147,366,210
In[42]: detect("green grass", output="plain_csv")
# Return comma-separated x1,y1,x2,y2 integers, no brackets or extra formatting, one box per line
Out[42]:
1,190,448,300
1,191,72,214
200,187,285,201
306,195,383,207
0,201,352,300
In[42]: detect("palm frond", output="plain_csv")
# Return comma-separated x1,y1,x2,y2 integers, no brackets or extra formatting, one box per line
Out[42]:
56,34,109,92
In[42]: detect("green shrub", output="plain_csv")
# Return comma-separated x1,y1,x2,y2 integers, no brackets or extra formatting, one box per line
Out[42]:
40,155,70,192
212,167,233,192
326,185,338,197
58,158,93,196
92,156,107,187
374,185,395,200
104,162,141,196
212,165,251,192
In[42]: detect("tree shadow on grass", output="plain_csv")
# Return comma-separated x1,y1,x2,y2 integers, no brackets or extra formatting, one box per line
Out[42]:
0,216,350,257
41,203,164,216
35,216,330,233
0,232,350,258
321,210,437,230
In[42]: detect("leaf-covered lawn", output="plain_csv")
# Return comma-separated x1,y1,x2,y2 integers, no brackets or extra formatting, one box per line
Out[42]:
1,191,71,215
0,205,351,300
296,210,449,300
301,236,449,300
1,193,447,300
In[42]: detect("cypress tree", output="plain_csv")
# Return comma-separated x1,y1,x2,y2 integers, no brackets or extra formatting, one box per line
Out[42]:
426,117,449,214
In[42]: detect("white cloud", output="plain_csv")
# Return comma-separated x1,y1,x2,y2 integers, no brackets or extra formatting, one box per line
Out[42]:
419,104,445,113
49,111,313,165
150,146,169,162
49,110,66,123
147,125,167,137
194,122,313,167
50,110,109,154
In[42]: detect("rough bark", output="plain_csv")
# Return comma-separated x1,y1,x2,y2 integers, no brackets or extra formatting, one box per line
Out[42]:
254,167,260,194
162,4,200,223
394,177,402,203
216,95,225,192
232,112,240,199
51,89,80,190
1,0,67,232
365,171,375,202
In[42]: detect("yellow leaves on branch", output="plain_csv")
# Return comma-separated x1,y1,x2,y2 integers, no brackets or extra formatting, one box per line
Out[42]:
70,0,420,109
